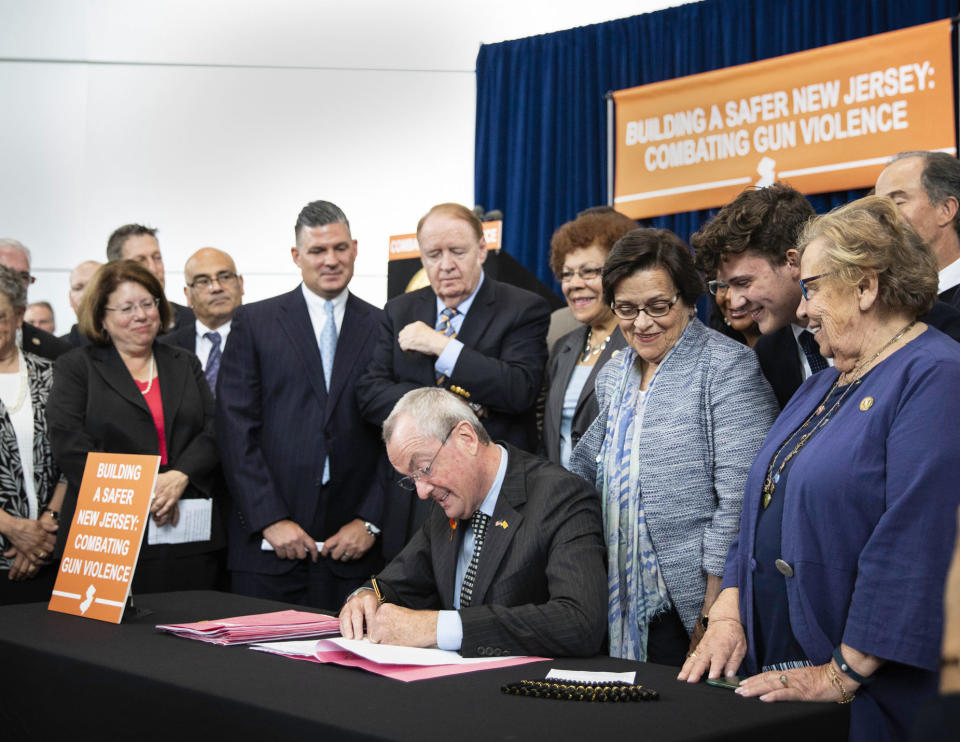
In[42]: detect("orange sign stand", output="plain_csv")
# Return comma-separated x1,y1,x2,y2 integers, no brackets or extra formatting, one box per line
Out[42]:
388,220,504,261
48,452,160,623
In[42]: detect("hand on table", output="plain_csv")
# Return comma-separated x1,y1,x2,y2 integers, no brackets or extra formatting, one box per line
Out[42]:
735,663,847,703
339,591,438,648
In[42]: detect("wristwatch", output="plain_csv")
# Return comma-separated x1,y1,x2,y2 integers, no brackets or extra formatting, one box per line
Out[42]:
364,521,381,538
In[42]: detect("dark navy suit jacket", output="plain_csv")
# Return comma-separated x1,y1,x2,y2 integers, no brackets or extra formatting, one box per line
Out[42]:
216,287,384,577
355,276,550,558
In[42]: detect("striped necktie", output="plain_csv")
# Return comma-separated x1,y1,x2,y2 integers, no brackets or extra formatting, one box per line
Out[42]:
203,331,222,395
435,307,458,384
459,511,489,608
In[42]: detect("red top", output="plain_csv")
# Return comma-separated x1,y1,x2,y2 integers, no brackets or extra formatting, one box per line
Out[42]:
135,377,168,465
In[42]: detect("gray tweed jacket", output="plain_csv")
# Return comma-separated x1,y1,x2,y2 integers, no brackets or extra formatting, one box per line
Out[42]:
569,318,778,633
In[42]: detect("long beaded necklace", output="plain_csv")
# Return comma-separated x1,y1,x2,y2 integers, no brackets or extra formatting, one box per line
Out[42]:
581,327,613,362
761,319,916,509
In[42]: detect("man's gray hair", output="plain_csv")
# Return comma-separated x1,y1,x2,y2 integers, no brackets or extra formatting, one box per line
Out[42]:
295,200,351,245
0,265,28,308
0,238,32,267
891,151,960,237
383,387,491,446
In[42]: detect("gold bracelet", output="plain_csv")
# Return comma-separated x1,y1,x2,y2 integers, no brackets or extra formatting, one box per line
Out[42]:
829,663,854,704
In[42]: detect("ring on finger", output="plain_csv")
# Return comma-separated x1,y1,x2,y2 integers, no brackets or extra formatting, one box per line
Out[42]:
688,651,698,659
37,551,46,559
779,674,788,687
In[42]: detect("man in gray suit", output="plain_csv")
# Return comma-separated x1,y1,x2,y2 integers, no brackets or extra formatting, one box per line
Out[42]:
339,387,606,658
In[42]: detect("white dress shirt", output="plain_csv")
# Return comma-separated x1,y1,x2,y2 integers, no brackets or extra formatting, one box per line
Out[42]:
194,319,232,368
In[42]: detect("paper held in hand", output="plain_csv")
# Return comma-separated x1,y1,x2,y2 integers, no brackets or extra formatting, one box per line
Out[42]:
48,452,160,624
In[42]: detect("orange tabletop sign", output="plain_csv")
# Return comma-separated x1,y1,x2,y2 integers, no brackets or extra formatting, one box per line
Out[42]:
48,452,160,623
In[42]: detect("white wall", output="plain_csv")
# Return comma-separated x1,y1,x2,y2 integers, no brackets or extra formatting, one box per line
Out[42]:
0,0,690,331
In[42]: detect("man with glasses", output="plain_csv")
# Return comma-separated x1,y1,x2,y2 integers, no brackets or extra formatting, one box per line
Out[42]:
691,185,823,410
216,200,386,610
161,247,244,395
339,387,606,657
693,184,960,409
0,238,71,361
357,202,550,559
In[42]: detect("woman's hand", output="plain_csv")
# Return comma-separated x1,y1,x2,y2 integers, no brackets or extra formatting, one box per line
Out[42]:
2,516,56,565
678,587,746,683
4,546,42,581
151,470,189,526
735,663,850,702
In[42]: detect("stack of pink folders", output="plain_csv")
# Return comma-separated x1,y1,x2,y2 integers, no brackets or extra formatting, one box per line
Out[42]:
156,610,341,645
251,637,546,681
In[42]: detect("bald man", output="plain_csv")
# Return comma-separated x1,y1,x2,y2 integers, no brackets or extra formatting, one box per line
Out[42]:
60,260,102,347
161,248,244,395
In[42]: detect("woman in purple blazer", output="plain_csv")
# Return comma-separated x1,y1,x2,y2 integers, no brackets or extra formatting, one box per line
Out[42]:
679,196,960,742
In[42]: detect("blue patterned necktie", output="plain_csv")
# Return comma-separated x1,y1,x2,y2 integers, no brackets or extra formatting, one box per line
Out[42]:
319,300,338,391
203,331,222,394
798,329,829,375
459,511,489,608
435,307,458,384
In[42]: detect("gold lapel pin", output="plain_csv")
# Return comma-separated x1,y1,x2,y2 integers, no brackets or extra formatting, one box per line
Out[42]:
495,520,508,529
859,397,875,411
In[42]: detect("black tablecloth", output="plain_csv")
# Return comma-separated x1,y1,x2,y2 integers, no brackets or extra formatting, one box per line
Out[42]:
0,591,849,742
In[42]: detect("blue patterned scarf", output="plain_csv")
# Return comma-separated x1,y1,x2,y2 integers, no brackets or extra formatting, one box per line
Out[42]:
596,348,672,660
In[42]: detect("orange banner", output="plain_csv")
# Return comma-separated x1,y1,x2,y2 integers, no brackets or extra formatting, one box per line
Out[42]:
49,453,159,623
388,220,503,261
613,19,956,219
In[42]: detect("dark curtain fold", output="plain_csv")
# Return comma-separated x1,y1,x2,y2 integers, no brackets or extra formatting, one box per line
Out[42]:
475,0,960,296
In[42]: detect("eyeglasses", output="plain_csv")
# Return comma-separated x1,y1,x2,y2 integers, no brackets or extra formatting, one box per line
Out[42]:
559,266,603,282
188,271,238,290
611,294,679,320
799,271,838,300
104,297,160,318
707,279,730,296
396,426,454,491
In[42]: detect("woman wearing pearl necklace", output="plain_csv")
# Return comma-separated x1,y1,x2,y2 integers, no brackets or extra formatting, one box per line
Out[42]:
47,260,224,593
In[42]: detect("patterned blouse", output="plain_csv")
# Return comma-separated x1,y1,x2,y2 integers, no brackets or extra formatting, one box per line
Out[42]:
0,352,60,570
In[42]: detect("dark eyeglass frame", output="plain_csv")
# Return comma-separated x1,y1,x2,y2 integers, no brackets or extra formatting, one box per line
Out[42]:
799,271,839,300
610,294,679,320
559,266,603,282
188,271,238,290
706,279,729,296
396,425,455,491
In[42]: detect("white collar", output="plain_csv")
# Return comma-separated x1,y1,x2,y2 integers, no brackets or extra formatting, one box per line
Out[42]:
939,255,960,294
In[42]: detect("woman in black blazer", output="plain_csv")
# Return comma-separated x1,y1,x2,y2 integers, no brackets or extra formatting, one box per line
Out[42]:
47,260,224,593
541,210,636,468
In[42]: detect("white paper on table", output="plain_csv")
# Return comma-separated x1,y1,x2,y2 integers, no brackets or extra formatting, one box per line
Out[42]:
147,498,212,545
546,669,636,683
251,640,319,657
260,539,324,552
320,637,526,666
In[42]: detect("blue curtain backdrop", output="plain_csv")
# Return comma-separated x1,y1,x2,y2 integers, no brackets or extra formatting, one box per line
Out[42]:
475,0,960,295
